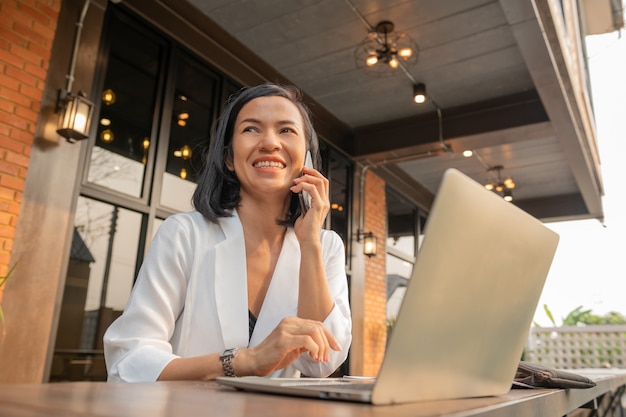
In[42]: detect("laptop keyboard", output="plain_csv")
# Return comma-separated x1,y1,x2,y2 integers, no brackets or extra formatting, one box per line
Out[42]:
280,379,375,390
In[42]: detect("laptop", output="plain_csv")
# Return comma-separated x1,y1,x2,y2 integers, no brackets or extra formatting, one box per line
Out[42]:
217,168,559,405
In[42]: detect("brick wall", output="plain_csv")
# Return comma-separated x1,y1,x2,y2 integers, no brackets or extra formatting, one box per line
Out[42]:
0,0,59,293
362,169,387,376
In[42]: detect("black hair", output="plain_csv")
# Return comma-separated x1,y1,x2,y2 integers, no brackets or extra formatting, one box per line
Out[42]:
192,83,321,226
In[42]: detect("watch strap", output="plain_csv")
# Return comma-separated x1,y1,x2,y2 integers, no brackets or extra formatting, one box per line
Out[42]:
220,348,238,377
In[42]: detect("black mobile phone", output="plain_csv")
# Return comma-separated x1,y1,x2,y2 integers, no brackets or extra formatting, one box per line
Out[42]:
298,151,313,214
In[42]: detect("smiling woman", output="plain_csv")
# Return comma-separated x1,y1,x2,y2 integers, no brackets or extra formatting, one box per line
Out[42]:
103,83,352,383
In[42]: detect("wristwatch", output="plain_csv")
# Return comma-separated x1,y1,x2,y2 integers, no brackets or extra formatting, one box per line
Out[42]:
220,348,238,377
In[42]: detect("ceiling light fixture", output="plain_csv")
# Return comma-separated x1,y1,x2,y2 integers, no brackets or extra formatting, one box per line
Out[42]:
173,145,192,160
345,1,433,108
413,83,427,103
355,20,419,77
484,165,516,202
102,89,116,106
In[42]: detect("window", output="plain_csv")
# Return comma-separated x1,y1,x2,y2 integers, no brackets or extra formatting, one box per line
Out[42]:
385,186,427,321
325,146,352,260
52,6,233,382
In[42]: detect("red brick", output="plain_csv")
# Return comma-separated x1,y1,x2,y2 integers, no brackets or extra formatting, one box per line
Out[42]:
5,64,38,88
18,3,51,27
24,62,46,79
27,41,51,62
0,48,25,70
18,83,43,102
10,44,41,66
38,2,60,22
0,161,20,176
0,27,28,49
0,174,23,192
0,251,11,268
15,104,38,122
0,13,13,34
3,5,35,30
0,111,28,130
3,236,13,251
0,186,16,201
0,87,32,109
12,22,46,47
0,100,14,114
5,150,29,168
30,98,40,112
0,212,12,225
26,121,36,135
5,150,29,167
0,225,15,239
7,201,20,215
0,0,19,11
0,77,21,94
32,20,55,40
9,128,33,145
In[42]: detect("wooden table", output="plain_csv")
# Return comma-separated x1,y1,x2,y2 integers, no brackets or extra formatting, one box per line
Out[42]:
0,369,624,417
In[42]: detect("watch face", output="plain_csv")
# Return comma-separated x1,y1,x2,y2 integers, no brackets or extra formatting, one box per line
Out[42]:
221,348,237,359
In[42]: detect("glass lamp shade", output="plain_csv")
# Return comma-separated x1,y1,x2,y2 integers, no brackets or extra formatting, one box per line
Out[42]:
57,91,94,141
363,232,377,257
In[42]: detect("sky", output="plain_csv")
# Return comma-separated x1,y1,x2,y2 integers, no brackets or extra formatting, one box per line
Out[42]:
532,30,626,326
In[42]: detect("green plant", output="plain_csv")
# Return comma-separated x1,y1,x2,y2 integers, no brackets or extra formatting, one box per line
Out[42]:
537,304,626,327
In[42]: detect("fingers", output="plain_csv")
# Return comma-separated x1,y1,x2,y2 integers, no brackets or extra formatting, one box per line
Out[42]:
292,168,330,213
278,317,341,361
254,317,341,375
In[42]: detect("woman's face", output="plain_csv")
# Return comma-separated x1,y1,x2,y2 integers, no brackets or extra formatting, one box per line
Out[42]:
229,96,307,202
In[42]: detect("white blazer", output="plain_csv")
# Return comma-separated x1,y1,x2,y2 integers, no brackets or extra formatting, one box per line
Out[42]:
104,210,352,382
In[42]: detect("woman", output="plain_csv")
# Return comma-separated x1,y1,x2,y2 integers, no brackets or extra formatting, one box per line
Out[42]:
103,83,352,382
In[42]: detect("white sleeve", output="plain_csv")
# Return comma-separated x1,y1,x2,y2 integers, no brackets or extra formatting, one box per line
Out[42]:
103,215,192,382
292,230,352,377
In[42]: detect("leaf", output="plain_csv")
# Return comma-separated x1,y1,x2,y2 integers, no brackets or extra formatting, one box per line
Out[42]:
543,304,556,327
0,263,17,289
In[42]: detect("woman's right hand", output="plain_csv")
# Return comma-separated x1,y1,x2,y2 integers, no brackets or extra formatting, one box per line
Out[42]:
235,316,342,376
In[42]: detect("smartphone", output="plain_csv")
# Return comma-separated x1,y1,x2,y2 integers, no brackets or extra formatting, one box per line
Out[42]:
298,151,313,214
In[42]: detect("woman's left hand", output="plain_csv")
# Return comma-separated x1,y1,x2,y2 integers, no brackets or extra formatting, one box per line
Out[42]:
291,166,330,243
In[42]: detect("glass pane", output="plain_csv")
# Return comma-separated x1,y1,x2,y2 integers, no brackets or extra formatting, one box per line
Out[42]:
386,186,418,323
160,57,216,211
386,246,414,278
87,14,164,198
328,149,351,247
51,196,142,382
72,197,142,314
386,187,416,256
386,253,412,322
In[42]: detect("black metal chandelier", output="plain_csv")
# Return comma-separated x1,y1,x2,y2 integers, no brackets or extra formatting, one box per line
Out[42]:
355,20,419,77
484,165,516,202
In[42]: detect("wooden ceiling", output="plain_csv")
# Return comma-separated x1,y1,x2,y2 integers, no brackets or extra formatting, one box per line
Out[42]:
154,0,605,221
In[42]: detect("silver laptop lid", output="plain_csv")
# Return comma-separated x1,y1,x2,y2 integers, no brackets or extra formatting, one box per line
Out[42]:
372,168,559,404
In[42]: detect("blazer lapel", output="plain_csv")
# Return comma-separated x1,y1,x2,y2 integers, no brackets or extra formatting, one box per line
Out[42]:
214,211,249,349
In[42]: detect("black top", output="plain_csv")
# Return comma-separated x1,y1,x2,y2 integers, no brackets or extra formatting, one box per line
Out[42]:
248,310,257,341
